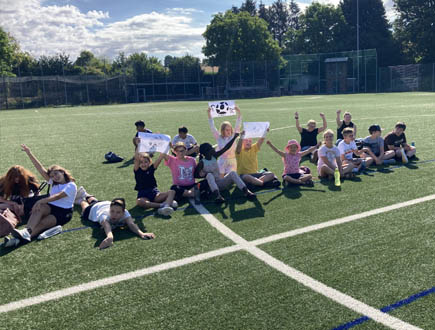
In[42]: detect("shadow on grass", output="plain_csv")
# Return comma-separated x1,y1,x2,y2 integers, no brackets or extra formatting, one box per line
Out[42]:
118,157,134,168
263,185,326,205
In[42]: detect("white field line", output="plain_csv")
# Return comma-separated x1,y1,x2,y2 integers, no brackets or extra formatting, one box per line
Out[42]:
0,245,242,314
191,202,421,330
1,194,435,320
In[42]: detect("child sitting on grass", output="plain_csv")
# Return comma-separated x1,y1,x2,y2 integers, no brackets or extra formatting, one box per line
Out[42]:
134,151,177,216
76,191,155,249
336,110,357,144
295,112,327,163
235,130,280,190
362,124,394,165
384,122,416,163
317,129,351,180
162,142,197,203
266,139,315,187
337,128,369,177
172,126,199,157
196,133,256,203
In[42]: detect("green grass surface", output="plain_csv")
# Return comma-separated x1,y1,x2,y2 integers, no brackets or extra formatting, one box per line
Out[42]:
1,92,435,329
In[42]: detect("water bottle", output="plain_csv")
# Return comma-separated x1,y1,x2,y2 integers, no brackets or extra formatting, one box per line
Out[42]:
334,168,341,187
37,225,62,240
411,142,415,147
194,183,201,205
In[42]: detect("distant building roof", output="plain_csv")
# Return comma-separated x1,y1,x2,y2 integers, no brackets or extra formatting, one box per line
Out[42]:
325,57,349,63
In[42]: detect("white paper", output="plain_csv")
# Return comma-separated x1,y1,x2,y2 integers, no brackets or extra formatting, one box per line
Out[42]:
243,122,270,139
208,100,236,118
137,133,171,154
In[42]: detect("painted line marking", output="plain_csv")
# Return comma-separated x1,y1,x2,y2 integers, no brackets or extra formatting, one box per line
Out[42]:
2,193,435,324
191,202,421,330
333,287,435,329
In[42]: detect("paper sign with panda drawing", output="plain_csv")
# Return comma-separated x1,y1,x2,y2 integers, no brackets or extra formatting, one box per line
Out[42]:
137,133,171,154
208,100,236,118
243,122,270,139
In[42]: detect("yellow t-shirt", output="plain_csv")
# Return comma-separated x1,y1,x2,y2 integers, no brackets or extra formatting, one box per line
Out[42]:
236,143,259,175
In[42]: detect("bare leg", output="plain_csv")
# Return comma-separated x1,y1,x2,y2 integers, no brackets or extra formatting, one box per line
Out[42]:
137,197,162,209
383,150,395,160
30,214,57,238
27,203,51,233
154,190,175,206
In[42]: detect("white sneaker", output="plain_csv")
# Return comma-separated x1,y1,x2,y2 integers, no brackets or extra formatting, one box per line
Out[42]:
74,186,87,205
11,228,31,242
171,201,178,209
157,205,174,216
3,237,20,248
401,148,408,163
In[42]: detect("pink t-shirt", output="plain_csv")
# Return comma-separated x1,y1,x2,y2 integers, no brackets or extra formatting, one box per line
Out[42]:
283,152,302,175
165,155,196,186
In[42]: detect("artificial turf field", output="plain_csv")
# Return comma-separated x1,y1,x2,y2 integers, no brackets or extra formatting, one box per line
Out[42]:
1,92,435,329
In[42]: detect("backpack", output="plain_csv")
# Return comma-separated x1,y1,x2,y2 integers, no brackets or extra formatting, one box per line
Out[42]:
105,152,124,163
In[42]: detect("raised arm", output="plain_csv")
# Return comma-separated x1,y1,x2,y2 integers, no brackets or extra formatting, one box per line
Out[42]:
234,106,242,133
235,131,244,154
318,113,327,133
353,123,357,138
153,152,166,170
256,128,269,150
21,144,49,181
208,107,220,140
294,112,302,133
266,140,286,158
215,133,240,158
336,110,342,127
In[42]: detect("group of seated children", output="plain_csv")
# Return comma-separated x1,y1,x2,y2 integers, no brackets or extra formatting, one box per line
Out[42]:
293,110,416,180
1,107,417,249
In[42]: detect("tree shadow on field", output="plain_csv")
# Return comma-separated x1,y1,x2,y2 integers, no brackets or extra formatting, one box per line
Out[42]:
263,185,325,205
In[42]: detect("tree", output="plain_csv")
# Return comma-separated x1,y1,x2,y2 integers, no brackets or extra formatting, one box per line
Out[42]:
393,0,435,63
126,53,166,83
74,50,109,75
240,0,257,16
340,0,401,66
284,3,348,54
37,53,78,75
267,0,300,47
0,27,19,76
202,11,282,65
167,55,202,82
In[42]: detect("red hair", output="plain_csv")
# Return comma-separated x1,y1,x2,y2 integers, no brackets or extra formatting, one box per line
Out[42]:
0,166,40,199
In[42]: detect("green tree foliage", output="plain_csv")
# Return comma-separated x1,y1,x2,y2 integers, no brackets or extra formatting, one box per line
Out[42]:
268,0,300,47
284,3,348,54
393,0,435,63
166,55,202,82
74,50,110,75
240,0,257,16
0,27,20,76
202,11,282,65
126,53,166,82
37,53,78,75
340,0,401,65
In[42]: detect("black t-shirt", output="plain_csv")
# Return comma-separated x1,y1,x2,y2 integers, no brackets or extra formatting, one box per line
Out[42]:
384,132,406,150
300,128,319,147
134,165,157,191
337,121,354,140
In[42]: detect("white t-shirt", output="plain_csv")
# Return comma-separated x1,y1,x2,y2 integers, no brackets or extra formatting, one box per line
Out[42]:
172,134,197,149
88,201,131,228
48,180,77,209
338,140,358,160
317,145,340,169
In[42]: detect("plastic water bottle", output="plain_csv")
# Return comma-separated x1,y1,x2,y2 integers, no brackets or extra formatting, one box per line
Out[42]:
37,225,62,240
411,142,415,147
334,168,341,186
194,183,201,205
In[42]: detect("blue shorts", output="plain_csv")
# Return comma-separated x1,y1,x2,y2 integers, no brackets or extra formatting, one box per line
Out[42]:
137,188,160,201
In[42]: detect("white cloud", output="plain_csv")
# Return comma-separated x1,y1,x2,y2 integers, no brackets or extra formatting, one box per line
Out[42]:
0,0,206,61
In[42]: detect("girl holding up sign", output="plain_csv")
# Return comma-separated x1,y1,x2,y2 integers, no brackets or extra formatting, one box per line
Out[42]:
207,106,242,176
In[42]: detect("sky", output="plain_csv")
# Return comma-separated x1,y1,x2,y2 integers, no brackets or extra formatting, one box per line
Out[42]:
0,0,396,62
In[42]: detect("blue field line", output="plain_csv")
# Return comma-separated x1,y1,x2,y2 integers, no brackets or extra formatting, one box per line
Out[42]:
332,286,435,329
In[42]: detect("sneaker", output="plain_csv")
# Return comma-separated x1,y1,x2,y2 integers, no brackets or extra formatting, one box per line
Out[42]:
37,225,62,240
400,148,408,163
157,204,174,216
74,186,87,205
3,237,20,248
171,201,178,210
11,228,31,242
215,195,226,204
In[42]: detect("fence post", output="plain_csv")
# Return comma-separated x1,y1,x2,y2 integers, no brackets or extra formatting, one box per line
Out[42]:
85,73,90,104
62,64,68,105
375,52,378,93
40,63,47,107
18,66,24,109
197,64,201,99
390,66,392,92
151,66,155,101
432,63,434,92
364,56,367,93
3,76,9,110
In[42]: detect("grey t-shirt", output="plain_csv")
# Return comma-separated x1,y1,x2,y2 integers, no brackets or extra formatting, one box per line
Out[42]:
172,134,197,149
362,136,384,156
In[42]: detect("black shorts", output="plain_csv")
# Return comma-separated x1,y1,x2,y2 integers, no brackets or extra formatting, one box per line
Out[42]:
137,188,159,201
283,173,302,180
170,184,195,201
48,204,73,226
81,199,101,221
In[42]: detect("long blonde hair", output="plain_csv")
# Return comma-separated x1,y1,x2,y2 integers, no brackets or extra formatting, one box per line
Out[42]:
220,121,233,137
322,129,335,145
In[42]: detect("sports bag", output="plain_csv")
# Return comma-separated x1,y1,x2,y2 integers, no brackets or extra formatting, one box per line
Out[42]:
0,208,20,238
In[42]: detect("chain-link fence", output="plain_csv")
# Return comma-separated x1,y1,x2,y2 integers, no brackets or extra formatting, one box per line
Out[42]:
1,51,434,110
